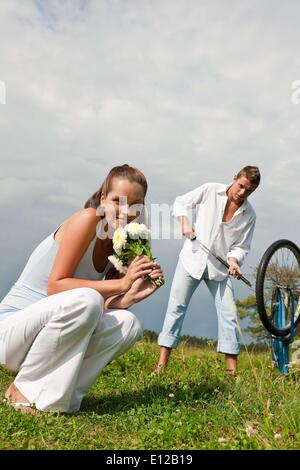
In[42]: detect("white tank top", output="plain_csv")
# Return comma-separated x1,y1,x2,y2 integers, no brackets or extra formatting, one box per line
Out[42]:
0,224,111,320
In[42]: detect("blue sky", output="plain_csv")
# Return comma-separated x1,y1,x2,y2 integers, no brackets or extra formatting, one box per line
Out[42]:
0,0,300,342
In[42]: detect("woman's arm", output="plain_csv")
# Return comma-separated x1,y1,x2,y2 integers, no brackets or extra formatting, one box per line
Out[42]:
47,210,155,299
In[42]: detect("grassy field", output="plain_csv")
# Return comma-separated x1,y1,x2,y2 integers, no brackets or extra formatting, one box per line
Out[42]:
0,338,299,450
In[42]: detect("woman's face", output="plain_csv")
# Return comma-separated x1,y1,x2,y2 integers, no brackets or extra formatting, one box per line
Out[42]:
100,178,145,230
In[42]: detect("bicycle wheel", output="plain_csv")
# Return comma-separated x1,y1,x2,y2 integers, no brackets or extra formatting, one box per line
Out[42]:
256,239,300,336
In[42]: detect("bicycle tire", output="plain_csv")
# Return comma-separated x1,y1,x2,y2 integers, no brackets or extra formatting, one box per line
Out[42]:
256,239,300,336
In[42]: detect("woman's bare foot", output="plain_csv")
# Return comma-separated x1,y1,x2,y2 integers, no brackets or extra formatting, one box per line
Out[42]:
4,383,38,414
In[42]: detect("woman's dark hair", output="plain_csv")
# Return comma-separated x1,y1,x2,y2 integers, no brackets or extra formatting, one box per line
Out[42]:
84,164,148,209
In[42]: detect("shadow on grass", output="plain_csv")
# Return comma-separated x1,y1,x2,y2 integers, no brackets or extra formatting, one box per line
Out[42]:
80,379,230,416
0,366,232,419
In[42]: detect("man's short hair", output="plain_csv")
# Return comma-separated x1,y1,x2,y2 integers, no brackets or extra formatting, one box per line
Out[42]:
236,166,260,187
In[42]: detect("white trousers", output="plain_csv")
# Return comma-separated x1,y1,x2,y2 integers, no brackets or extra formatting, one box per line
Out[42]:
0,287,143,413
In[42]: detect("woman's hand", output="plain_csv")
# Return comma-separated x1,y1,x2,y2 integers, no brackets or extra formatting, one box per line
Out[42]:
147,262,165,286
106,263,164,309
121,256,157,292
125,262,164,303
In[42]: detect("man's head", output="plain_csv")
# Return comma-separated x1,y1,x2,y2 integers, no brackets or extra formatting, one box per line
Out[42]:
230,166,260,205
235,166,261,187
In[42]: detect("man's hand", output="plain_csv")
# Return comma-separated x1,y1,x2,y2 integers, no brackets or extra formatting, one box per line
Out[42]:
183,230,196,241
178,216,196,240
228,257,242,278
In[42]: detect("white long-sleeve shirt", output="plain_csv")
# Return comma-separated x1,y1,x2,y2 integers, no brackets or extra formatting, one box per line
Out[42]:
173,182,256,281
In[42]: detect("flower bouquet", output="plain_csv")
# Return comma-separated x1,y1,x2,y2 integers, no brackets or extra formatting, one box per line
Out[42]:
108,222,164,287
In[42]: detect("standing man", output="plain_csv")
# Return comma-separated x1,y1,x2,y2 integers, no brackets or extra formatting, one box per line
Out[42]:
156,166,260,374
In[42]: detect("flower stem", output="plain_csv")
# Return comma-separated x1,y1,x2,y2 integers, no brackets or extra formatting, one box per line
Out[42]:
147,276,164,287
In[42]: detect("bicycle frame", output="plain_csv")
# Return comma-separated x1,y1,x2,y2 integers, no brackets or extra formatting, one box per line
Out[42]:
271,287,295,374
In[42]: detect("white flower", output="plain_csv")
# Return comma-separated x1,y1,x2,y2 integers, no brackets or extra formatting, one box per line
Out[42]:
137,223,151,240
113,227,127,255
125,222,151,240
125,222,141,238
246,426,256,437
108,255,128,274
274,433,282,440
218,437,227,444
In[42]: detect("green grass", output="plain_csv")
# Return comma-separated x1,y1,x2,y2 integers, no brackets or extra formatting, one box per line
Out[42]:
0,339,299,450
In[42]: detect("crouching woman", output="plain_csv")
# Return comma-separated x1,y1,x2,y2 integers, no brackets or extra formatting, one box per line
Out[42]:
0,164,163,414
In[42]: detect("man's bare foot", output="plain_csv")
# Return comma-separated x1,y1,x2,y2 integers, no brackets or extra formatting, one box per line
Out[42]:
152,363,166,375
154,346,172,375
4,383,38,414
224,368,237,377
271,360,277,371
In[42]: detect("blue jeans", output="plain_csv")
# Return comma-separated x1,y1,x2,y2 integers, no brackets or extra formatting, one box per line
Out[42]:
158,258,240,355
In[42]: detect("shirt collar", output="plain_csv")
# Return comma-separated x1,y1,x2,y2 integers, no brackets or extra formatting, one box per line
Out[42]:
217,183,249,213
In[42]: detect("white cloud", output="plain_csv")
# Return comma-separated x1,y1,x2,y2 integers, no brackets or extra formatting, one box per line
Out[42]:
0,0,299,339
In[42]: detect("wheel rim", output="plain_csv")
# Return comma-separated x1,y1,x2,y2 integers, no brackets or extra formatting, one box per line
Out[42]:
262,245,300,332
